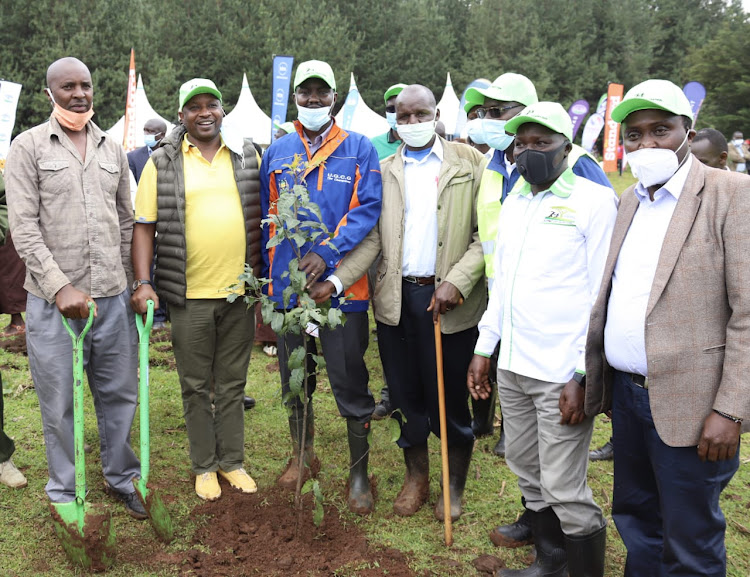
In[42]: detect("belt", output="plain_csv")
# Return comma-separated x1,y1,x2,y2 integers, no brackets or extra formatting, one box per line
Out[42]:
629,373,649,390
403,275,435,286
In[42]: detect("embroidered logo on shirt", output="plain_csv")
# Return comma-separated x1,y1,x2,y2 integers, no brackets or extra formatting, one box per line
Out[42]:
543,206,576,226
326,172,353,183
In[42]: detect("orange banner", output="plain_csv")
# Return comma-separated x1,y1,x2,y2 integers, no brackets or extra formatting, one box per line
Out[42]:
602,83,624,173
122,49,137,152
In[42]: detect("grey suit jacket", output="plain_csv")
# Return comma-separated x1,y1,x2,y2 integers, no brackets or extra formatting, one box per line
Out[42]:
585,157,750,446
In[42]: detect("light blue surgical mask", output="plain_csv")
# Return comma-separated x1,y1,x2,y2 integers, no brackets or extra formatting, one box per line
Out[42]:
483,120,514,151
144,134,158,148
296,103,332,132
466,118,486,145
386,111,398,131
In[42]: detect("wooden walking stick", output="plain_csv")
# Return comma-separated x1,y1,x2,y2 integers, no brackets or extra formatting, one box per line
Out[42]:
434,314,453,546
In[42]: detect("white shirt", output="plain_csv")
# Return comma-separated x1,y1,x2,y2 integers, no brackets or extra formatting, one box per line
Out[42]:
401,139,443,277
475,169,618,383
604,155,693,376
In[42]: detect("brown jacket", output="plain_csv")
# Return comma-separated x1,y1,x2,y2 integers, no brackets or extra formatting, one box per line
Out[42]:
585,158,750,446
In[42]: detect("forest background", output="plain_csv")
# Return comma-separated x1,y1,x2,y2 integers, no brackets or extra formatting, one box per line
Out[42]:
1,0,749,141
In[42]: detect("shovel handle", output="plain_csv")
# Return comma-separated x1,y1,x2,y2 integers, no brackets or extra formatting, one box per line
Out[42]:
434,316,453,547
136,300,154,484
61,303,95,505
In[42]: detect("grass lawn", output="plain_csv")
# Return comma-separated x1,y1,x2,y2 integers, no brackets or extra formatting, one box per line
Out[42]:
1,172,748,576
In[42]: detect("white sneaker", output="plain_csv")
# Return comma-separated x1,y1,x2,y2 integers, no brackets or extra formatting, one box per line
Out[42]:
0,459,28,488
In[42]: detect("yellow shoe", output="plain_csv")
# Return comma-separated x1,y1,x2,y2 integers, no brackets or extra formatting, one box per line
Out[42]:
195,472,221,501
218,467,258,494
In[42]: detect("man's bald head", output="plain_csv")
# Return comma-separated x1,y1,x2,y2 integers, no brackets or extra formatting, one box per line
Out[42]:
144,118,167,134
47,57,90,87
396,85,436,111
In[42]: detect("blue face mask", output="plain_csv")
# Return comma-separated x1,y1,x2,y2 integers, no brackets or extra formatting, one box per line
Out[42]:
296,103,332,132
386,111,398,131
466,119,486,145
144,134,158,148
482,120,515,151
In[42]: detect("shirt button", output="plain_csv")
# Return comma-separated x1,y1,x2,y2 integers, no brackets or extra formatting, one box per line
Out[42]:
438,241,443,247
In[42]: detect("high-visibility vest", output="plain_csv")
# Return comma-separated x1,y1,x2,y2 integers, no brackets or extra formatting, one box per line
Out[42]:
478,145,597,293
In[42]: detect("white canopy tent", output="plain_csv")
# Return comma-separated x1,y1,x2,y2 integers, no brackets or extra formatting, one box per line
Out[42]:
223,73,273,146
106,74,174,148
436,72,460,138
335,74,390,139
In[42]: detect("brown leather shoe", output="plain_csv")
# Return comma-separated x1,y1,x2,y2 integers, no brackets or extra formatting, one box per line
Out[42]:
393,444,430,516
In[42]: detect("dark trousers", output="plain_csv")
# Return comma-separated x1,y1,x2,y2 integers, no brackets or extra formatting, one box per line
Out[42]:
376,281,475,449
0,373,15,463
276,311,373,422
612,370,739,577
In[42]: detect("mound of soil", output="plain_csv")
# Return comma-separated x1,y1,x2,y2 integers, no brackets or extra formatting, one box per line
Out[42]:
181,481,418,576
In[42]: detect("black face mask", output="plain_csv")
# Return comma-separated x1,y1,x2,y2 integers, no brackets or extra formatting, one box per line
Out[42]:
515,142,568,185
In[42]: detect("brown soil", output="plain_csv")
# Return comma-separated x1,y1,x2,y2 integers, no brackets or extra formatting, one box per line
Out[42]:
49,504,116,572
0,332,27,357
179,480,418,577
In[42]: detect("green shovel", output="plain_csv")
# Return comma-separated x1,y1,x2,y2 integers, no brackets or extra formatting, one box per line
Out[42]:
133,300,174,542
50,302,116,571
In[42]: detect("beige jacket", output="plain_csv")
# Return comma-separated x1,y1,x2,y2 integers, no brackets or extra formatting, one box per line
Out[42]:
335,137,487,334
585,158,750,446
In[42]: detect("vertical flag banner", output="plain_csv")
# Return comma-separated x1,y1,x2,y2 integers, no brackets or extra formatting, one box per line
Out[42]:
602,83,624,173
122,49,137,152
341,74,359,130
0,80,22,171
271,55,294,143
595,93,608,117
580,114,605,153
682,81,706,127
567,99,590,140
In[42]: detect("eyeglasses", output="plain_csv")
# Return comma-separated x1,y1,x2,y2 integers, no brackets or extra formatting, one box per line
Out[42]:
475,104,524,119
385,105,396,113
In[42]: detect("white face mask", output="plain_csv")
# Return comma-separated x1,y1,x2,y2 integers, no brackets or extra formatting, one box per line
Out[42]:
396,120,436,148
466,118,486,145
628,131,689,188
296,103,332,132
732,138,744,146
386,111,398,131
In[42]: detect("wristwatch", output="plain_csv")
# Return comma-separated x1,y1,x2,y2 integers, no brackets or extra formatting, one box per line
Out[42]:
572,372,586,387
132,279,152,291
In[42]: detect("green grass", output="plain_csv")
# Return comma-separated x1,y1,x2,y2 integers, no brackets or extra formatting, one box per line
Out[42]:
1,172,748,575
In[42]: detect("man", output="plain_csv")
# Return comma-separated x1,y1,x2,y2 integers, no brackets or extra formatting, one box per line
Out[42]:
368,83,406,421
0,172,27,489
692,128,730,170
127,118,167,184
585,79,750,577
4,57,144,517
127,118,170,330
468,102,614,577
131,78,261,501
316,84,487,522
370,83,406,162
260,60,382,515
727,130,750,173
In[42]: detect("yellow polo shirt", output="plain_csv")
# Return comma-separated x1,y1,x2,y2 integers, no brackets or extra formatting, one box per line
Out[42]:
134,135,246,298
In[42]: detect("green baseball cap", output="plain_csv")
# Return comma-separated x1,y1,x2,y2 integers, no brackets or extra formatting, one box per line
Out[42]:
384,83,407,104
464,73,538,115
611,79,693,124
179,78,222,111
294,60,336,91
274,121,296,135
504,101,573,141
463,79,491,114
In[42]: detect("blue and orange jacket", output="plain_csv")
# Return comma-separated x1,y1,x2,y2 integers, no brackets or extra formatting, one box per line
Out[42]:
260,120,383,312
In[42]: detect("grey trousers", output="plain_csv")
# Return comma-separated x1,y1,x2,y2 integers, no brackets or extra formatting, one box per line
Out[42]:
498,369,604,536
170,298,254,474
26,291,140,502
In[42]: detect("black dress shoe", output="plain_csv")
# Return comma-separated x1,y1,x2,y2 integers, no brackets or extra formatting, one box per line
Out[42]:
104,483,148,520
243,396,256,410
589,440,613,461
371,399,391,420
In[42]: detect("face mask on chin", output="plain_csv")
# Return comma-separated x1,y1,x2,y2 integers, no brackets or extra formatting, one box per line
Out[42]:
396,120,437,148
51,102,94,132
627,131,689,188
296,102,332,132
515,141,568,186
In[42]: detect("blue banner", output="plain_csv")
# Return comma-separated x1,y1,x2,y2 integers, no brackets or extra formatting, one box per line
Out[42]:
682,81,706,127
341,85,359,130
271,55,294,142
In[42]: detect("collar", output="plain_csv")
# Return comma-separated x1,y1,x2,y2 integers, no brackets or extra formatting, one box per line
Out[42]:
303,119,335,147
48,115,102,145
181,132,227,154
510,166,577,198
633,154,693,202
401,136,444,164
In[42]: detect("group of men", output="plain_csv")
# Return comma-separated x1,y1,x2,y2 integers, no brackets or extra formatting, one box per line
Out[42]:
1,53,748,577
